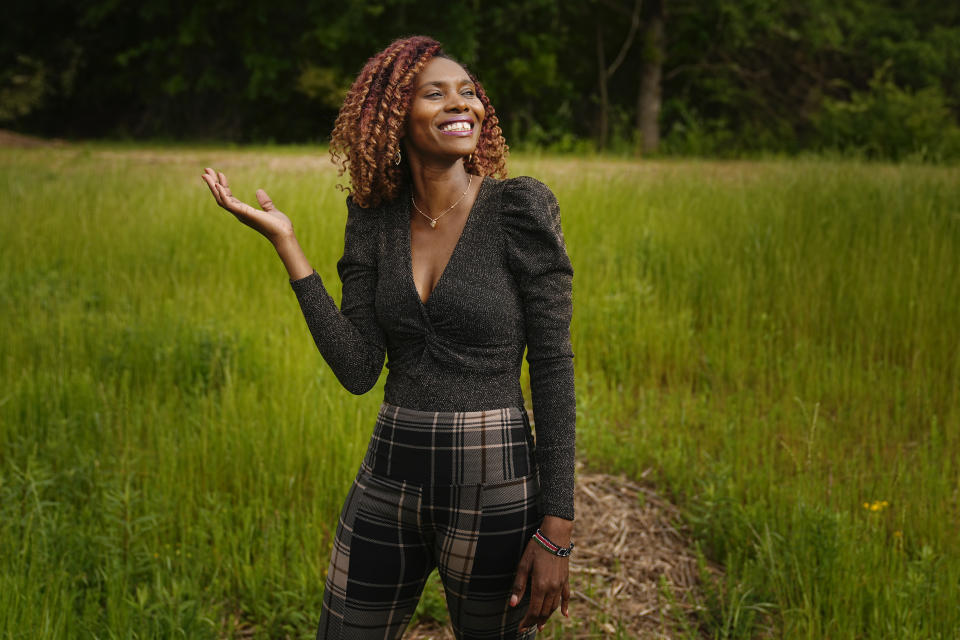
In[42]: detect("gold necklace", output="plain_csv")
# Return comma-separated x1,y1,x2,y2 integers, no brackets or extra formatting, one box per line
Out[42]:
411,175,473,229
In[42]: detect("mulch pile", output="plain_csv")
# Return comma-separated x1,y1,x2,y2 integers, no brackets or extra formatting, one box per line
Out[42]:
409,467,715,639
0,129,65,148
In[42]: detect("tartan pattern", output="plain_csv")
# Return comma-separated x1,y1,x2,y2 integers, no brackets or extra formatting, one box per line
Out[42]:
363,403,535,486
317,404,541,640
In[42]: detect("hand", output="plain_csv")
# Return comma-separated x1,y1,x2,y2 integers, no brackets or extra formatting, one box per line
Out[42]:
510,517,573,633
200,168,294,244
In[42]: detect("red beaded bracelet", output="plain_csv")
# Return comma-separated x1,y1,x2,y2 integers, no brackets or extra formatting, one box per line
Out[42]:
532,528,575,557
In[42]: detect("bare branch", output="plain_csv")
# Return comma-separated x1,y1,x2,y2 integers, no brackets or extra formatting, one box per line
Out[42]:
606,0,642,78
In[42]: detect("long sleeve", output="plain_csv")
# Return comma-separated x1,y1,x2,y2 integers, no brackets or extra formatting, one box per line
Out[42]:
500,177,576,520
289,197,386,394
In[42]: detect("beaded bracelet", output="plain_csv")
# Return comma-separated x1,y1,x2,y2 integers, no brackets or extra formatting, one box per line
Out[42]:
532,528,575,557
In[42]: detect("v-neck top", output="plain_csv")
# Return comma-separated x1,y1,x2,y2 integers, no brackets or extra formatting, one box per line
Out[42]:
289,175,575,520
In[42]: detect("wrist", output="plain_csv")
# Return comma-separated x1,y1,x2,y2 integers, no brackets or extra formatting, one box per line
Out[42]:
272,233,313,281
539,515,573,547
532,528,575,557
271,227,297,249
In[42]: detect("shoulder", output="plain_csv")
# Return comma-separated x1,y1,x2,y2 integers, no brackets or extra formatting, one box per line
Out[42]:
344,193,392,234
498,175,558,209
340,194,390,262
345,193,390,219
494,175,562,239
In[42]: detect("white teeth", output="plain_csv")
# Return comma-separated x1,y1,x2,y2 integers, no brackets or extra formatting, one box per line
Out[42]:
441,121,471,132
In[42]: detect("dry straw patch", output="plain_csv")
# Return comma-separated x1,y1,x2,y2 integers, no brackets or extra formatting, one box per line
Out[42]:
409,468,712,639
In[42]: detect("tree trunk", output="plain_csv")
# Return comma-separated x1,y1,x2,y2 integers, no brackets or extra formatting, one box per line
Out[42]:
596,22,609,151
638,0,664,155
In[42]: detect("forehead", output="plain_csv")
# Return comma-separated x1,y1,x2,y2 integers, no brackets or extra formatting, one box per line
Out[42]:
415,57,471,87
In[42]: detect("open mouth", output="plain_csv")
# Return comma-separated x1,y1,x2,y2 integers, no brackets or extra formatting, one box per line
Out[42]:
439,121,474,133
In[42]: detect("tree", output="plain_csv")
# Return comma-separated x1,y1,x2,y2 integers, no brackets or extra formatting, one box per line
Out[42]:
637,0,664,154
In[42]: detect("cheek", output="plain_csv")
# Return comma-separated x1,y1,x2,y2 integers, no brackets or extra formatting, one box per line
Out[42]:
405,106,433,145
474,104,486,129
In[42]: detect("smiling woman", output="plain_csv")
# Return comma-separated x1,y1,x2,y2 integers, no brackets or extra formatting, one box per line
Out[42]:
200,35,575,640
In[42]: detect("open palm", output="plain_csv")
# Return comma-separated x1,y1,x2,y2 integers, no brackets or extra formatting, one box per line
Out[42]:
201,168,293,243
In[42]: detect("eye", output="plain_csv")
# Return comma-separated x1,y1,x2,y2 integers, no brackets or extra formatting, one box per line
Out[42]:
462,88,476,97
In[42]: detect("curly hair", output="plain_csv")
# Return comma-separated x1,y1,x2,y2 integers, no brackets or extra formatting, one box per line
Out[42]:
329,36,508,209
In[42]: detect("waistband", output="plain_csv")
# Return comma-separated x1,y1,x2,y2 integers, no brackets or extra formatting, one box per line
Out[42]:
362,403,535,486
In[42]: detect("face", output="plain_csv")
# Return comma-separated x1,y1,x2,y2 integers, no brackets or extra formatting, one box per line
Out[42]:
403,56,485,164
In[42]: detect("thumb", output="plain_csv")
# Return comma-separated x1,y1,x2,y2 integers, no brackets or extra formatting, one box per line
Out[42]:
256,189,276,211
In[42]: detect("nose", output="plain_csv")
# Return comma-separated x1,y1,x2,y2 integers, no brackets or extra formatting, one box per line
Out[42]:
446,92,469,112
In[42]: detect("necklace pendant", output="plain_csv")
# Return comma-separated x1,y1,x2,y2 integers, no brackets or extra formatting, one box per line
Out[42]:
430,220,437,228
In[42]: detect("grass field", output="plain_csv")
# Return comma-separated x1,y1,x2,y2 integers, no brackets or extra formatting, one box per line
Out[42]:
1,146,958,639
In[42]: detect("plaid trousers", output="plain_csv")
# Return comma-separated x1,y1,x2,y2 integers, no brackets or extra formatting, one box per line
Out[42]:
316,403,541,640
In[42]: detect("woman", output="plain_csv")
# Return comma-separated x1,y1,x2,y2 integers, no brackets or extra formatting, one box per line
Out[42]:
201,36,575,639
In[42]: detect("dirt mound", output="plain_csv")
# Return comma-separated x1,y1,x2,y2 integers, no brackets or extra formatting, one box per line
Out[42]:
408,468,713,639
0,129,65,148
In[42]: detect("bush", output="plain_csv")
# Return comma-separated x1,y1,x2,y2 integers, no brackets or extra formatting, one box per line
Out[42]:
814,63,960,161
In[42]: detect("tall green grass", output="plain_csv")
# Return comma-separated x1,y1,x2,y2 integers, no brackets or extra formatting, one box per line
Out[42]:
1,148,957,638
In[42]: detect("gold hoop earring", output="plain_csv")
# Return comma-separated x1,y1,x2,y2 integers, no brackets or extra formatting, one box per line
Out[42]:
394,149,402,166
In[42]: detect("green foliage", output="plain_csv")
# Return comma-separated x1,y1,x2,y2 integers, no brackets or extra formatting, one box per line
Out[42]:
409,569,449,627
0,55,48,122
2,149,960,637
3,0,959,159
816,64,960,160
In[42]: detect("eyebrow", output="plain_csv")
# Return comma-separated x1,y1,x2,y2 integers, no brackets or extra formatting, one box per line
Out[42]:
417,78,474,91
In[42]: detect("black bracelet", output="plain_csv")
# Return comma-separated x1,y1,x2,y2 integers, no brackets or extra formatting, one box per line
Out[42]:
532,528,574,557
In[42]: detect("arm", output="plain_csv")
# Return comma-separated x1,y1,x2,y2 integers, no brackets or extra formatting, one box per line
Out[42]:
500,176,576,520
201,168,385,393
289,198,386,394
499,177,576,631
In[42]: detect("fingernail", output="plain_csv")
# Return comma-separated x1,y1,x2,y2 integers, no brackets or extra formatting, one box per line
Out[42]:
509,595,517,607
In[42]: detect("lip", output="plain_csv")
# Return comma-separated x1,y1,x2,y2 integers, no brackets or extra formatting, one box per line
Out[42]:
437,115,476,137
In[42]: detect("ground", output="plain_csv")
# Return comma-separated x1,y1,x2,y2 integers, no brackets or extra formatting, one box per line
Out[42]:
407,466,714,639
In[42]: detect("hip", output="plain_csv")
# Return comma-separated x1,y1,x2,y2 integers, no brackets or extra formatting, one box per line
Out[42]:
361,402,536,486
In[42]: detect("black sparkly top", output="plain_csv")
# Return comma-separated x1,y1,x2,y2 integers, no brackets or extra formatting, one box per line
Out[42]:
289,175,576,520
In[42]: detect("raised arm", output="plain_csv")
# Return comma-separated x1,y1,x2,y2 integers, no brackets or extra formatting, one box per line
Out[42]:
201,168,385,394
289,198,386,394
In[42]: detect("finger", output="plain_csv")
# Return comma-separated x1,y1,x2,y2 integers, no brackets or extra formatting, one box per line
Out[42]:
203,175,226,207
216,171,236,199
217,184,245,214
535,590,557,622
214,183,230,209
256,189,276,211
561,580,571,617
518,610,536,633
547,591,562,620
522,587,545,632
201,174,220,203
206,168,225,190
530,588,559,631
510,553,532,607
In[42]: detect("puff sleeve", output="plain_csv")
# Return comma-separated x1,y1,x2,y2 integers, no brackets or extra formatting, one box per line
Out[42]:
289,197,386,394
500,177,576,520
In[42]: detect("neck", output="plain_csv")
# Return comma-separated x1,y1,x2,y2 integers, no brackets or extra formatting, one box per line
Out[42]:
407,156,471,214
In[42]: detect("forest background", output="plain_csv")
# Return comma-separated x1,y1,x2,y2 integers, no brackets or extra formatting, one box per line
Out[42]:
3,1,960,639
3,0,960,160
